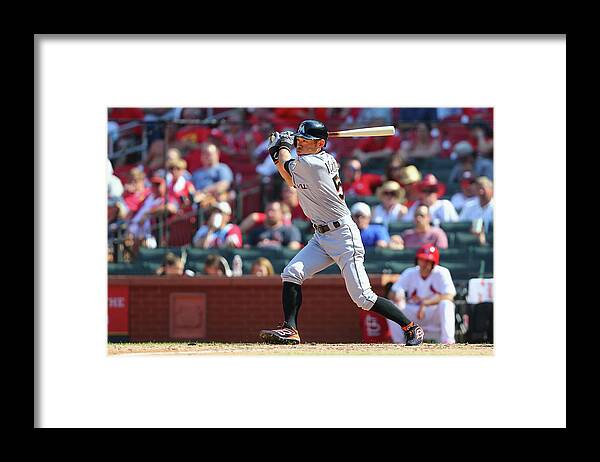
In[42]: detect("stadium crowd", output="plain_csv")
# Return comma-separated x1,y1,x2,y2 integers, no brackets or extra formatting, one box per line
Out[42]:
107,107,493,280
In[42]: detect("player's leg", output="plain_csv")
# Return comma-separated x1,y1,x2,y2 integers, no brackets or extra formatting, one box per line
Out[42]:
437,300,456,344
328,224,424,345
387,304,420,343
259,239,334,344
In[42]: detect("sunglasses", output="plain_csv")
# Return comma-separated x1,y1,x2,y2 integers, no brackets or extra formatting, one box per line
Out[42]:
383,191,397,196
421,188,438,194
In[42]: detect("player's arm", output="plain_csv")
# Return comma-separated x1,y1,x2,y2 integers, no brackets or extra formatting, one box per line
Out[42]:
268,132,295,188
420,293,455,306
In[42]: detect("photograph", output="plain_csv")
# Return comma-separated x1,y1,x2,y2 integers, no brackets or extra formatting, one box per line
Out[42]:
107,106,495,356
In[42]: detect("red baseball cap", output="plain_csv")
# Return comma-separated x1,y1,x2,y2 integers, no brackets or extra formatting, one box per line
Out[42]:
418,173,446,197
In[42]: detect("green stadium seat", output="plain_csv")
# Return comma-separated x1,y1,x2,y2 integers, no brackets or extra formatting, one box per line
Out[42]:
388,222,414,236
366,247,416,262
438,248,468,263
136,247,183,263
468,246,494,275
345,195,379,209
441,221,473,233
107,262,160,275
186,248,221,263
292,219,311,236
453,232,481,248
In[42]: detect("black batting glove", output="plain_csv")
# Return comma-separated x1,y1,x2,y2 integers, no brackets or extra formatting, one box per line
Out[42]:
267,132,281,165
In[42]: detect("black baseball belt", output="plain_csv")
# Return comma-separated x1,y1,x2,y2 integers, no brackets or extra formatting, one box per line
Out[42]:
313,221,342,234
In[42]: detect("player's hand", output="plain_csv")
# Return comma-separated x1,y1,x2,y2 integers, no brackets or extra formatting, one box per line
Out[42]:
279,131,295,152
417,304,426,320
267,131,281,164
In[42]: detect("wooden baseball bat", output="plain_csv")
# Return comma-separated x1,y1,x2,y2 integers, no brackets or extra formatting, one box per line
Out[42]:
328,126,395,138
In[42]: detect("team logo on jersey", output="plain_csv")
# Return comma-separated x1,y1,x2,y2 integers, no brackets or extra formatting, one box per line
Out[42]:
295,183,308,189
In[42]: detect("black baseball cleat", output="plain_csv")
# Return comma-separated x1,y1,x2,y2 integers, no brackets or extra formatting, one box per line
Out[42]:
259,323,301,345
404,323,425,346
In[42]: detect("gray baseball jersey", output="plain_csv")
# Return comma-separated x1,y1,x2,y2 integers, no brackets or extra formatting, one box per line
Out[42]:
285,151,350,225
282,150,378,310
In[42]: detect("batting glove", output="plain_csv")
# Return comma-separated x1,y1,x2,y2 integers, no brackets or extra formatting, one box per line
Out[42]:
267,131,282,164
279,131,295,152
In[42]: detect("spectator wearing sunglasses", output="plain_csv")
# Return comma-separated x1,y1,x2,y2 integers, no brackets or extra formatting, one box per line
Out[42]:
372,181,408,226
385,163,422,208
402,174,459,225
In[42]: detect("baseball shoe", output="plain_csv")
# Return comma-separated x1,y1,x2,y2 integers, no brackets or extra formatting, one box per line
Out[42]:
259,323,301,345
404,323,424,346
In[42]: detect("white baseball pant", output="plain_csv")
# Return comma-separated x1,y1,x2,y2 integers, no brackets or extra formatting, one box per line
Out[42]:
388,300,456,344
281,216,378,310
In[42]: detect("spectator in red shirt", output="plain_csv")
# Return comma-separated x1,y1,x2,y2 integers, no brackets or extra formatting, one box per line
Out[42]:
341,158,383,197
239,202,294,235
398,122,441,161
122,167,151,218
469,121,494,159
352,125,404,165
127,176,180,244
166,158,196,209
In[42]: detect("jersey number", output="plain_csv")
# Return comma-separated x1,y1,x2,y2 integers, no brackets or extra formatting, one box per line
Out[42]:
332,174,344,201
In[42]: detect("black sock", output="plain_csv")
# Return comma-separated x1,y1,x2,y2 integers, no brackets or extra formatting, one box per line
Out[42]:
282,281,302,329
370,296,413,330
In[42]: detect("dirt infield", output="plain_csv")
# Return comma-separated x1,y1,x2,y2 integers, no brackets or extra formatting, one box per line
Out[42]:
108,342,494,356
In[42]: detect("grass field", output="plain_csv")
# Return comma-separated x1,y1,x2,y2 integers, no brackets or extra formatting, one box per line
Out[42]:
108,342,494,356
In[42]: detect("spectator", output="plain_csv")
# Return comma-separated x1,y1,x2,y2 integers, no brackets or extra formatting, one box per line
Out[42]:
350,202,390,248
143,139,167,175
122,167,151,218
160,148,192,179
459,176,494,244
355,107,393,126
166,158,196,209
213,109,263,157
192,201,242,249
155,252,186,276
240,201,295,234
203,254,232,276
448,140,494,186
247,201,302,250
450,170,479,213
387,164,422,208
341,158,383,197
352,123,403,165
470,121,494,159
127,176,179,244
107,159,125,203
398,122,441,160
192,142,234,207
388,244,457,344
250,257,275,276
172,108,212,150
402,174,459,225
372,181,408,226
281,183,307,221
399,204,449,249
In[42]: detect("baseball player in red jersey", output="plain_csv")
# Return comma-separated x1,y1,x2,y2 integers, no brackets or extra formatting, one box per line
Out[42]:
258,120,424,346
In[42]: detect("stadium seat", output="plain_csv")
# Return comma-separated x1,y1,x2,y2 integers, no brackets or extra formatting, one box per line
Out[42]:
438,248,467,263
441,221,473,233
136,247,183,263
468,246,494,275
107,262,160,275
366,247,416,262
453,232,481,248
388,222,414,236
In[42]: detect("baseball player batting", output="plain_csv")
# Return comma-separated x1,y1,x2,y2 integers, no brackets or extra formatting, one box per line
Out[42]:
259,120,425,346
